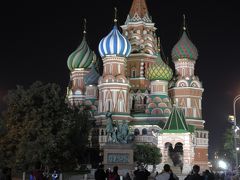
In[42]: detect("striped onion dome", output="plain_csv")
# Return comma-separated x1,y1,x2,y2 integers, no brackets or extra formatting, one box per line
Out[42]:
98,25,131,58
67,36,95,71
146,54,173,81
171,31,198,61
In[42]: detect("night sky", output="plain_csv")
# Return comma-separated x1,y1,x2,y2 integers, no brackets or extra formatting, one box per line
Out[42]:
1,0,240,159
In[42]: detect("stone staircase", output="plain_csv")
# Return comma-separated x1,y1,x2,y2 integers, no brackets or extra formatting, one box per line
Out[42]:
170,165,182,176
163,160,185,177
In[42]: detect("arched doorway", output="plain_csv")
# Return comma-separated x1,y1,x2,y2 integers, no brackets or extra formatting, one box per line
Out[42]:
170,142,183,168
164,142,183,168
164,142,173,163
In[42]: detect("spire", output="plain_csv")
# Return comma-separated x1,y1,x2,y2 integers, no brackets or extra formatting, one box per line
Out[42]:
129,0,148,18
114,7,118,25
83,18,87,37
183,14,186,31
158,37,168,63
157,37,160,53
126,0,151,23
162,106,189,133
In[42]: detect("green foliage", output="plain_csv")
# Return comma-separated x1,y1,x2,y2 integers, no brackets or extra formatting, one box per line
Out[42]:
134,144,161,166
0,81,92,171
223,127,235,164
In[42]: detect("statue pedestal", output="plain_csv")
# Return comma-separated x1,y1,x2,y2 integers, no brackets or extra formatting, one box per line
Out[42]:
103,143,135,174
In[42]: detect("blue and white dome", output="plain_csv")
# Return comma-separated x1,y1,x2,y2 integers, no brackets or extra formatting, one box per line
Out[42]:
98,25,131,58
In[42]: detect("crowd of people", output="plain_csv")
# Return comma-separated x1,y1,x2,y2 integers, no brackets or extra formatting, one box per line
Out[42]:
94,163,152,180
95,163,240,180
1,163,239,180
95,165,120,180
94,164,151,180
0,166,60,180
29,168,60,180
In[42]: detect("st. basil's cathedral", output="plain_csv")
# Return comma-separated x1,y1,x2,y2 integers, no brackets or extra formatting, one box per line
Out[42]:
66,0,209,174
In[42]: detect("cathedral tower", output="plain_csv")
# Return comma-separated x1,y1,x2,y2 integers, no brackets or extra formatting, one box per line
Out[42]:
67,19,95,108
97,9,131,120
121,0,158,113
84,61,100,115
169,15,204,129
145,41,173,118
169,15,208,169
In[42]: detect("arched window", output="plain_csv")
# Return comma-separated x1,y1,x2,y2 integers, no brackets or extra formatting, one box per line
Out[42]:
142,128,147,135
119,100,124,112
107,100,111,112
132,97,135,109
131,67,136,78
134,129,140,136
144,96,147,105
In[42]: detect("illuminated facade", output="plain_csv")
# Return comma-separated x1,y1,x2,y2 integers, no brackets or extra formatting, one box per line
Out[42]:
66,0,209,174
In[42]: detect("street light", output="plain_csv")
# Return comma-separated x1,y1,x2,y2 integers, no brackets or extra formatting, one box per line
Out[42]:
233,95,240,171
218,160,228,170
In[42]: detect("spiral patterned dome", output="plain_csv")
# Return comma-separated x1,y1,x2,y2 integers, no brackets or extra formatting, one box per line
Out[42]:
98,25,131,58
67,36,95,71
146,54,173,81
171,31,198,61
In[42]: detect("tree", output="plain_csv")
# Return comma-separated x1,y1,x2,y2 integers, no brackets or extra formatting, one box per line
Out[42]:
222,127,235,168
134,144,161,167
0,81,92,171
0,115,5,135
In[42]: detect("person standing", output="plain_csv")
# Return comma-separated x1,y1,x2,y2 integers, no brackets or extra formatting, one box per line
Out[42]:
184,165,203,180
134,163,150,180
95,165,107,180
155,164,179,180
124,172,131,180
108,166,120,180
51,170,59,180
202,170,214,180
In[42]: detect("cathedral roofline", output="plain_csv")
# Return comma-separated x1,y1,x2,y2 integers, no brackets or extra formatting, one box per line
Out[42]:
169,87,204,92
121,21,155,28
97,83,131,88
128,53,157,58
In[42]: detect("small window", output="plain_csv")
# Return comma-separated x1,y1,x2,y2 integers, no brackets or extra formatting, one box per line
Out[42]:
142,128,147,135
131,68,136,78
101,129,104,136
134,129,140,136
144,96,147,105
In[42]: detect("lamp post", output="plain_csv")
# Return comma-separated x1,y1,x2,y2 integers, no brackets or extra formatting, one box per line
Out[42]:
233,95,240,171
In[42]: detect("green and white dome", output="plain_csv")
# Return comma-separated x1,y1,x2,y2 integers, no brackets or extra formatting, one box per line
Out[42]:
67,35,95,71
146,54,173,81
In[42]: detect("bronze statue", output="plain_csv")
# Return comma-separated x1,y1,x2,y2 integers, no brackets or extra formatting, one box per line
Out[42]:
106,111,118,143
105,111,131,144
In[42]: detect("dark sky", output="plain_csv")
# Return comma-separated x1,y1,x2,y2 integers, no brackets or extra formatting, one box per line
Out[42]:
1,0,240,158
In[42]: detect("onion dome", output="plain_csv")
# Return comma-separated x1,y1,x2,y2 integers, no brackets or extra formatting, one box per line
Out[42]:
146,53,173,81
98,25,131,58
84,62,100,85
67,19,94,71
171,15,198,61
98,8,131,58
